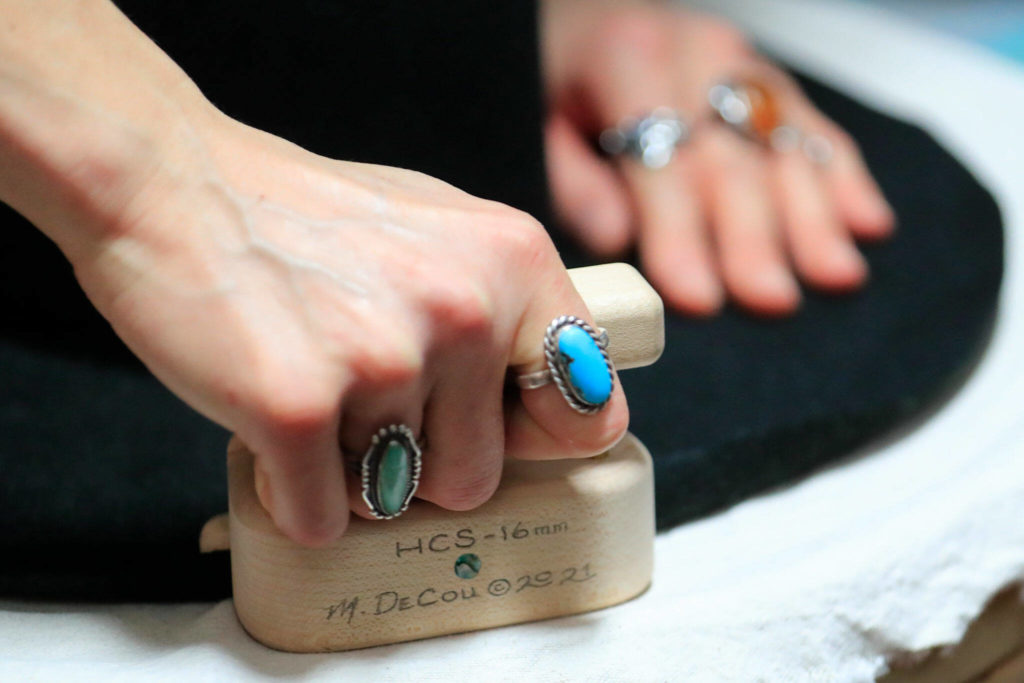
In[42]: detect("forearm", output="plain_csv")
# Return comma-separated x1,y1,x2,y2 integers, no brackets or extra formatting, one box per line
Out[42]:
0,0,216,263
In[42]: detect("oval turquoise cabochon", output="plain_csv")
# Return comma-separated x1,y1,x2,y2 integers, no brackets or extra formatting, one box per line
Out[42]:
376,439,413,516
556,324,612,406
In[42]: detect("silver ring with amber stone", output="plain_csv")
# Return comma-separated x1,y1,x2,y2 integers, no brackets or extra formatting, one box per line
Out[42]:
359,424,423,520
708,79,833,166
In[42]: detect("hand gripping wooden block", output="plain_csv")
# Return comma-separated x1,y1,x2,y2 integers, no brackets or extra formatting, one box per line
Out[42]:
205,263,665,652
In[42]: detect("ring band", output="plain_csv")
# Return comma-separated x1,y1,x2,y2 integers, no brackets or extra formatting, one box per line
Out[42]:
359,424,423,520
516,368,555,390
769,125,834,166
517,316,614,415
599,107,690,169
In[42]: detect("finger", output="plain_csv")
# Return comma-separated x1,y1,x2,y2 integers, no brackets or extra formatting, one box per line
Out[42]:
772,145,869,291
626,157,723,315
505,375,629,460
243,403,349,548
505,227,629,460
696,129,801,316
545,111,634,256
338,370,425,520
817,122,895,241
776,80,896,240
346,473,376,521
582,28,723,315
414,345,505,511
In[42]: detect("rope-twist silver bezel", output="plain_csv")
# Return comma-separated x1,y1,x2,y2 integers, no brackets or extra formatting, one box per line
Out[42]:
542,315,615,415
360,423,423,520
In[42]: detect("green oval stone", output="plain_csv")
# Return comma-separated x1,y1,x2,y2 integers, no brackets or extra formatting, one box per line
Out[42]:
376,440,412,516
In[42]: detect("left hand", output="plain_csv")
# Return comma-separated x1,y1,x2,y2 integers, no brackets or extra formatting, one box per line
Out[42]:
541,1,895,316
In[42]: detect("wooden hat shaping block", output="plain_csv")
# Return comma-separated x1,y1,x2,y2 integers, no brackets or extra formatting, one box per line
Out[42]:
204,263,665,652
226,433,655,652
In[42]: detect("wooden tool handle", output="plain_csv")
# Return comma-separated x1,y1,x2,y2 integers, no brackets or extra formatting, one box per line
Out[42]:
227,434,655,652
568,263,664,370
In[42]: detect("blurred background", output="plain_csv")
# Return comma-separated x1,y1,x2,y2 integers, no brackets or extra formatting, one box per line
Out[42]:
860,0,1024,63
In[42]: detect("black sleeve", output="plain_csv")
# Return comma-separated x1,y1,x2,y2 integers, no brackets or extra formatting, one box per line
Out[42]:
115,0,553,223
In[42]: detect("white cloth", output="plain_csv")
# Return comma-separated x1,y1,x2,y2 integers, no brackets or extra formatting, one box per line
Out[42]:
5,1,1024,680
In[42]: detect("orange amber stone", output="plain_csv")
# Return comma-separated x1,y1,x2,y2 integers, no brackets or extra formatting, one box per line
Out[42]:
741,80,781,142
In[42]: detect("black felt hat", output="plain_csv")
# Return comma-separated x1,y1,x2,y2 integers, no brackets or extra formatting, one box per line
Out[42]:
0,3,1003,600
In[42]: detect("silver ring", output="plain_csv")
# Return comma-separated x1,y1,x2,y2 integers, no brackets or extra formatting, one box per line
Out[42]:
802,133,834,166
517,317,614,415
709,81,766,138
769,125,833,166
359,424,423,520
516,368,555,390
599,107,690,169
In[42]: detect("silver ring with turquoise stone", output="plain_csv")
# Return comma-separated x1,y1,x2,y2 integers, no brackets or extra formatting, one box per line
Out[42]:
516,316,614,415
360,424,423,520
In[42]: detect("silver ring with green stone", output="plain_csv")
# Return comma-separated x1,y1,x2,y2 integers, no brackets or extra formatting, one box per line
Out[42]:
360,424,423,520
516,316,614,415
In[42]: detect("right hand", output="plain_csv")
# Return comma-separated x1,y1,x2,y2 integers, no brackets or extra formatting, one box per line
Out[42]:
0,0,628,547
69,111,630,546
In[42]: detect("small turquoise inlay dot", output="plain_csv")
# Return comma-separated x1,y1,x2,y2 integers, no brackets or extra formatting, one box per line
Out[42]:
454,553,481,579
557,324,612,406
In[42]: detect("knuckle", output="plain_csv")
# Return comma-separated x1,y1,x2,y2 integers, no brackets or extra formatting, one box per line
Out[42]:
598,9,673,61
494,211,556,269
254,388,337,445
693,14,750,55
423,280,495,340
348,340,423,390
243,362,338,445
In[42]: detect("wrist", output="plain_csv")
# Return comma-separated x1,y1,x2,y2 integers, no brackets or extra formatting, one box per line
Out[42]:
0,0,228,265
0,68,224,260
